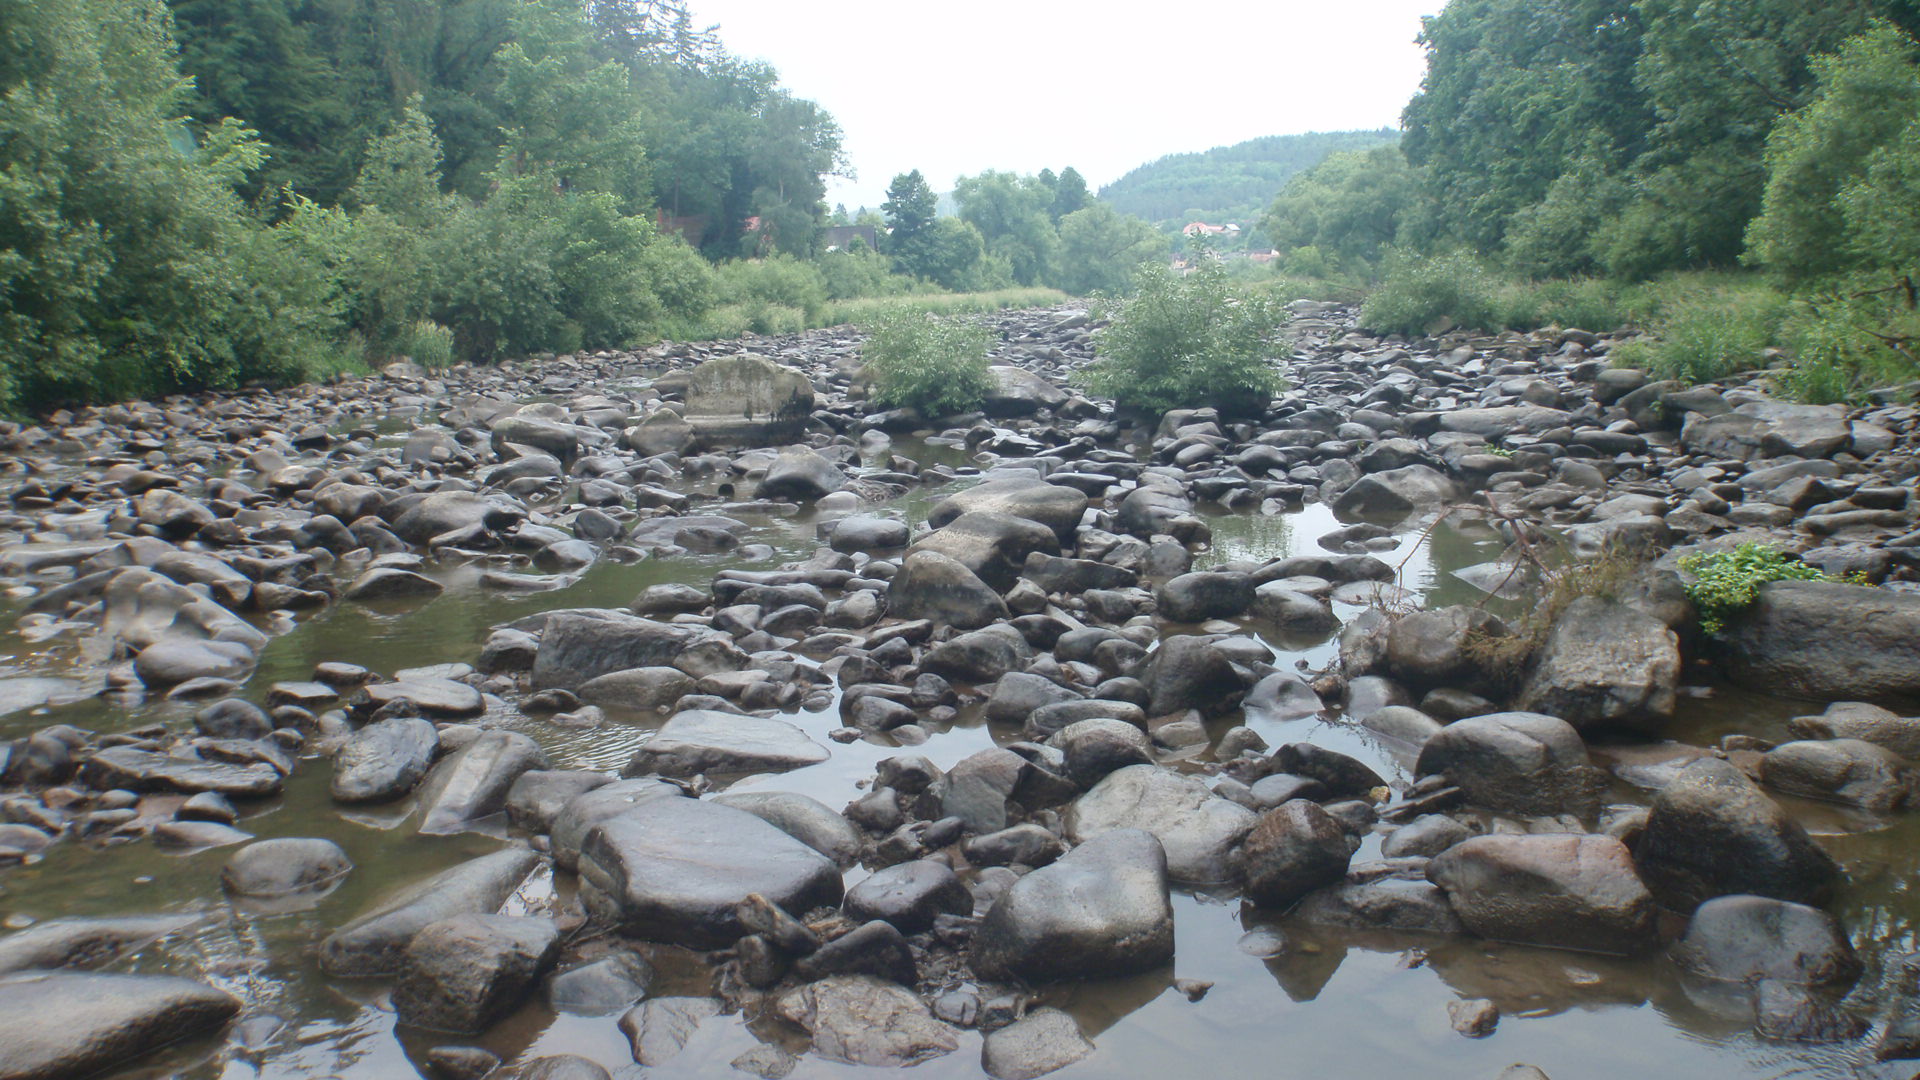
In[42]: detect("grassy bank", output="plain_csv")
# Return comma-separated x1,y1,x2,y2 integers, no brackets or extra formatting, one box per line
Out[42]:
661,287,1071,344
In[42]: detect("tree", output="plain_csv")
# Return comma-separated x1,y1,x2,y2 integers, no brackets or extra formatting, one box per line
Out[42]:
1746,23,1920,282
1077,258,1287,416
1054,203,1168,296
1262,145,1421,268
954,170,1057,285
1050,166,1091,222
882,170,936,247
0,0,338,410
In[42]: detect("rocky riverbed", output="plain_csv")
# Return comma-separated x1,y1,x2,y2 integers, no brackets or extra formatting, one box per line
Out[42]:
1,304,1919,1080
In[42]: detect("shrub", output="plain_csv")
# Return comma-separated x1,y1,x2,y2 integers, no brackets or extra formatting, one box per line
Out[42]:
1358,250,1502,335
1679,543,1827,634
1607,278,1791,384
859,307,994,418
1775,288,1920,403
401,320,454,368
1078,259,1288,417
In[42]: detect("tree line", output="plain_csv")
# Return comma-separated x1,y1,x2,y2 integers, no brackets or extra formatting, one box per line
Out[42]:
1258,0,1920,394
0,0,842,412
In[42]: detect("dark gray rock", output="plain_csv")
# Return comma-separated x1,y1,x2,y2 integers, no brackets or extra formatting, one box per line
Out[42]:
1415,712,1607,816
393,913,560,1033
888,551,1011,631
0,971,239,1080
971,828,1174,982
623,711,828,778
1673,895,1860,988
1241,800,1358,909
845,860,972,933
545,952,654,1016
1156,572,1255,622
1637,758,1842,910
81,747,281,798
576,796,843,947
0,914,201,976
222,838,352,898
1724,581,1920,700
759,448,845,501
318,848,542,976
331,717,438,803
1428,834,1656,955
712,790,861,867
1760,738,1913,813
416,731,548,835
531,612,694,691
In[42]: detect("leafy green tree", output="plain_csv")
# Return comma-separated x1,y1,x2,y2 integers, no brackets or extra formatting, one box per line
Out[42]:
882,170,937,249
1050,166,1090,222
1747,24,1920,282
954,170,1057,285
0,0,339,410
1077,259,1287,416
1262,145,1420,268
1054,203,1168,295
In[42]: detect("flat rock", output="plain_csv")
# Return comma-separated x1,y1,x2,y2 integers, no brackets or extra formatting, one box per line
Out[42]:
771,976,958,1067
624,711,828,778
0,971,239,1080
1065,765,1255,884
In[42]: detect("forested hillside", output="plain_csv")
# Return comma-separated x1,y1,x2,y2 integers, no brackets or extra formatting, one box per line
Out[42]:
1099,129,1398,228
1261,0,1920,400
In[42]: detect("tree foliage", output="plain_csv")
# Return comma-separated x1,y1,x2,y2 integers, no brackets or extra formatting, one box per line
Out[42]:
1100,130,1399,227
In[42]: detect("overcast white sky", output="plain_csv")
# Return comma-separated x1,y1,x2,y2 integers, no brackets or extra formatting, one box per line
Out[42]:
684,0,1445,210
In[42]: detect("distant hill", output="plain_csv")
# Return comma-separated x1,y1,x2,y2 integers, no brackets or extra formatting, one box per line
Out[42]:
1101,129,1399,230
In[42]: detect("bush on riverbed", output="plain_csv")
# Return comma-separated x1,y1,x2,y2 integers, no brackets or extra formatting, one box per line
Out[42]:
1078,259,1288,417
859,307,995,418
1680,543,1829,634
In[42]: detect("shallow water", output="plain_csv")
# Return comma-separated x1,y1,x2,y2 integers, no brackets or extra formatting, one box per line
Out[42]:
0,438,1912,1079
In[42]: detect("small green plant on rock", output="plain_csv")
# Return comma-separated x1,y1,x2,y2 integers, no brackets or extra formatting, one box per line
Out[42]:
859,307,994,418
1679,543,1827,634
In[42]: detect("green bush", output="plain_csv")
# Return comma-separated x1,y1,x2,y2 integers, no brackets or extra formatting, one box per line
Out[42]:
817,246,911,301
859,307,994,418
401,320,454,368
1610,280,1790,383
1358,250,1503,336
1775,288,1920,403
1498,277,1648,333
1078,259,1288,417
1679,543,1828,634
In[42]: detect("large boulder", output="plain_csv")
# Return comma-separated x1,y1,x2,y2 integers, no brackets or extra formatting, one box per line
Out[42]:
711,790,861,867
1414,712,1607,816
393,491,521,545
623,711,829,778
576,797,843,948
1240,800,1358,909
531,612,694,690
927,480,1088,546
1332,465,1458,523
1672,895,1860,988
1758,738,1912,813
319,848,542,976
1156,571,1255,622
0,914,202,976
0,972,239,1080
679,355,815,448
332,717,440,803
921,625,1031,684
910,512,1059,593
982,365,1068,417
971,828,1175,982
1383,606,1510,694
758,448,845,501
393,914,560,1033
1427,834,1657,955
1137,635,1248,717
1723,581,1920,700
1635,758,1842,910
416,731,547,835
1064,765,1256,884
887,551,1010,631
1516,598,1680,732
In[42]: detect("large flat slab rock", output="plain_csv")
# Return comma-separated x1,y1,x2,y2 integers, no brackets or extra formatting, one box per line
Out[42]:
531,613,694,691
0,971,239,1080
576,796,843,948
624,711,828,778
81,747,282,798
1724,581,1920,701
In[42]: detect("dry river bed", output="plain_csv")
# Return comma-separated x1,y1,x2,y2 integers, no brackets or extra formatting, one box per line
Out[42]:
0,305,1918,1080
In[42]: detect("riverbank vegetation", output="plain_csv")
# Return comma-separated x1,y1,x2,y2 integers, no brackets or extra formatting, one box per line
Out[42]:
1258,0,1920,403
0,0,1148,414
